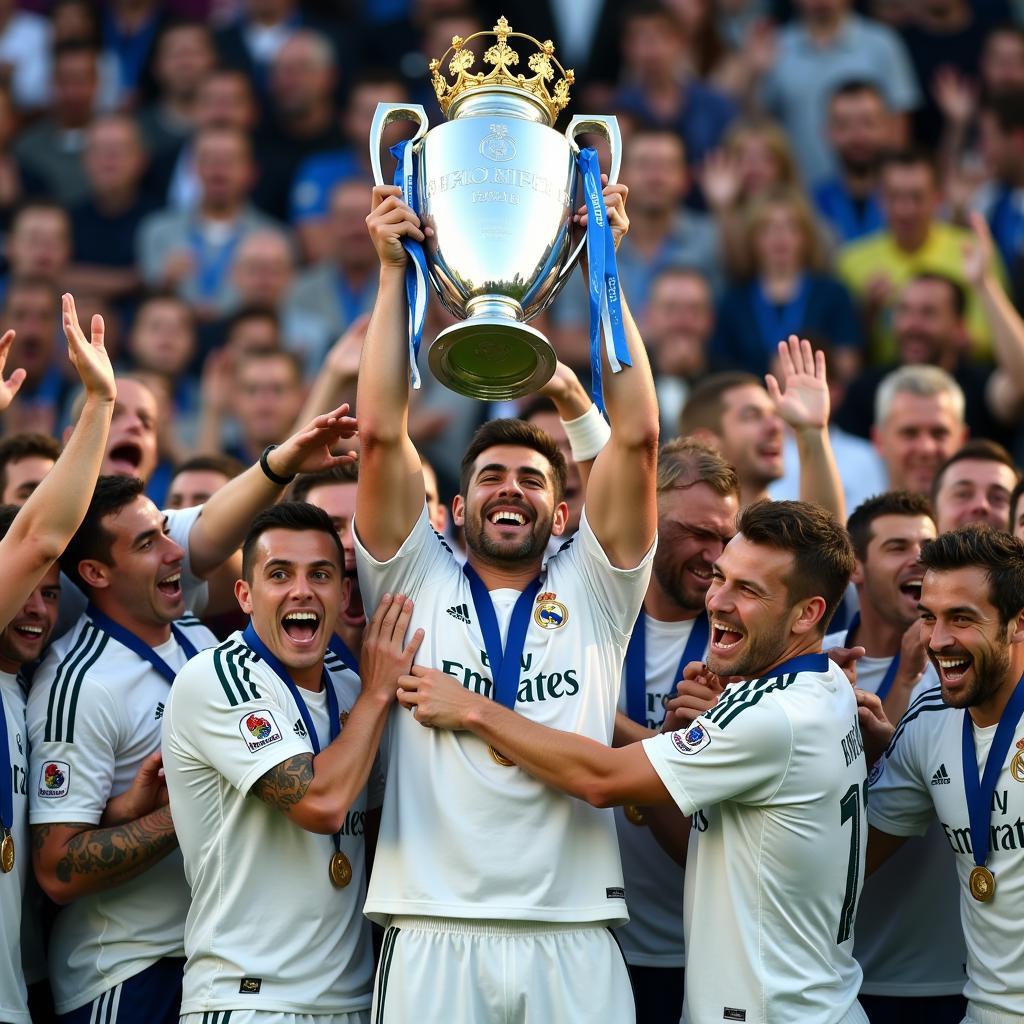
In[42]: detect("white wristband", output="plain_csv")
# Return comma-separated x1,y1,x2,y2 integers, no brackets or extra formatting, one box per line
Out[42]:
561,403,611,462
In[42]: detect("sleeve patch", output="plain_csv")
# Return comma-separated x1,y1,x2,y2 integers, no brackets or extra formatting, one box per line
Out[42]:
671,723,711,756
37,760,71,798
238,710,283,752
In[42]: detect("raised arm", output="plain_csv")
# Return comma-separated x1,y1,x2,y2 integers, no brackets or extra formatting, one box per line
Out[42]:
355,185,429,561
536,361,609,493
0,294,115,629
251,594,422,833
578,183,660,568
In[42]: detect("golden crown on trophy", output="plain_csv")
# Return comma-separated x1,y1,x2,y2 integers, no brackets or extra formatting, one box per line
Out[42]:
429,16,575,125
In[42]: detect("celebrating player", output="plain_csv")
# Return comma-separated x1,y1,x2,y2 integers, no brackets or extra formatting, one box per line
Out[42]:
401,500,874,1024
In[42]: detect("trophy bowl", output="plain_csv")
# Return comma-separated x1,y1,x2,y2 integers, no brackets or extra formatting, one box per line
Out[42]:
369,18,620,400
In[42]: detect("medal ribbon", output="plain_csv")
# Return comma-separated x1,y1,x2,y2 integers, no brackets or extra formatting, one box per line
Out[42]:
242,622,343,854
0,687,11,833
86,605,197,685
578,147,631,414
762,652,830,678
188,222,245,302
624,610,710,726
328,633,360,674
389,139,427,391
844,612,901,702
462,564,542,709
961,673,1024,874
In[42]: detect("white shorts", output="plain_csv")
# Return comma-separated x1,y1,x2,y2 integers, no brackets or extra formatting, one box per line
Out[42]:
961,1005,1022,1024
371,917,636,1024
181,1012,368,1024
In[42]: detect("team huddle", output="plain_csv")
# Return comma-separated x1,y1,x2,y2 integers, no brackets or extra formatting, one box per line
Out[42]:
1,180,1022,1024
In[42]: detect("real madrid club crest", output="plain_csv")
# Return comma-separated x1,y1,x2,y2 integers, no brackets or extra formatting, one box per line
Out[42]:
1012,738,1024,784
534,592,568,630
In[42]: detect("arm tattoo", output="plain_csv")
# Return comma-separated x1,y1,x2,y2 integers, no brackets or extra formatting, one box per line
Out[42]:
252,754,314,812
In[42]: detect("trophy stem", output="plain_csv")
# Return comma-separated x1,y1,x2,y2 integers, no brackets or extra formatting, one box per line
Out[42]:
465,295,525,321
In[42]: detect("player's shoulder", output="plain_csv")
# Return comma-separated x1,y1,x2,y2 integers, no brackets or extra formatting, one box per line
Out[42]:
885,685,951,754
174,633,271,709
30,617,115,702
174,613,218,651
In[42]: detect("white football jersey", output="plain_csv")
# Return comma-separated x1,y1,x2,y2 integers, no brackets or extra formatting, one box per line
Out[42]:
823,632,967,996
868,686,1024,1017
163,634,380,1015
614,614,700,968
26,611,217,1014
353,506,653,924
643,658,868,1024
0,671,29,1024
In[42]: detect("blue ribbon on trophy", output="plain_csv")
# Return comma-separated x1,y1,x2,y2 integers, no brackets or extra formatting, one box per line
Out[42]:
390,139,428,390
579,147,631,414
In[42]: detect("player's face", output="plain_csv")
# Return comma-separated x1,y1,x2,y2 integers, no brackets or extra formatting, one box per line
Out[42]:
102,379,159,483
654,483,738,613
455,445,568,564
95,497,186,625
934,459,1017,534
717,386,784,489
305,482,364,629
705,535,804,677
0,563,60,672
919,566,1015,710
857,513,935,631
237,528,343,678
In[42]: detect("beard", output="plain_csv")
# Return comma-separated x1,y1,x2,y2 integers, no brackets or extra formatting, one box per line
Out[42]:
653,553,710,614
937,640,1012,710
464,504,553,564
707,614,791,679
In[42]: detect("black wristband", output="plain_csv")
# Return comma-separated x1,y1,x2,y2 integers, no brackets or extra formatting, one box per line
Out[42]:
260,444,295,486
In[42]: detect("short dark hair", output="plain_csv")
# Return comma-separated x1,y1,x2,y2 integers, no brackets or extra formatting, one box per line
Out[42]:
679,372,762,437
0,504,19,541
241,501,345,582
920,525,1024,627
932,439,1020,504
737,499,855,629
238,347,303,384
847,491,935,562
880,148,938,183
459,419,567,502
60,476,146,591
908,272,968,319
518,396,559,423
0,433,60,492
830,78,885,105
289,462,359,503
982,90,1024,134
2,274,60,314
171,453,245,482
223,305,281,347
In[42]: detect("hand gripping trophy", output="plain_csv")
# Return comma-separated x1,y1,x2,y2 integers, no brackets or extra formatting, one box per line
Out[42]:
369,16,624,401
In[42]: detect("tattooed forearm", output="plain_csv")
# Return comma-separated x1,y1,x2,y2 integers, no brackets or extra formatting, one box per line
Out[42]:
252,754,313,812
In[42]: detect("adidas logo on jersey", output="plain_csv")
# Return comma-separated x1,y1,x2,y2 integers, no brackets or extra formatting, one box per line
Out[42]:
154,702,164,720
294,719,307,738
447,603,471,624
931,763,952,786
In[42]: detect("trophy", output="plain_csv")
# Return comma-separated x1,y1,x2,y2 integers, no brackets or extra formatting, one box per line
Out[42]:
369,17,620,400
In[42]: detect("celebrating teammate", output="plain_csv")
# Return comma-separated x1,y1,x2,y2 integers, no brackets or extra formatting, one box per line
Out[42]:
163,503,421,1021
868,527,1024,1023
401,500,874,1024
355,177,658,1022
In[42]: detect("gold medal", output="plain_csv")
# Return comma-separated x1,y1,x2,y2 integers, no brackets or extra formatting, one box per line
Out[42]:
624,805,646,827
488,745,514,767
0,830,13,874
329,850,352,888
969,865,995,902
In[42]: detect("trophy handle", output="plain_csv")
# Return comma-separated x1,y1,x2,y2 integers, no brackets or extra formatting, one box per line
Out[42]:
369,103,430,187
561,115,623,279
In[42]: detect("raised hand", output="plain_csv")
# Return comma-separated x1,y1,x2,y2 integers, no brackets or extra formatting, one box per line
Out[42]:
0,329,26,413
765,335,829,433
367,184,427,269
701,149,744,212
62,292,116,403
963,210,997,287
573,176,630,249
932,67,977,128
269,403,359,478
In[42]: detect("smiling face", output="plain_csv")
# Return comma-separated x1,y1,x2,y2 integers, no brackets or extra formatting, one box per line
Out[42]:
716,385,785,489
102,378,159,482
236,527,344,684
453,444,568,566
305,481,363,628
934,458,1017,533
854,513,935,631
873,391,965,496
0,563,60,672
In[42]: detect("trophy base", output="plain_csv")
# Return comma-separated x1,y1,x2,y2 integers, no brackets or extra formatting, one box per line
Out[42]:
429,318,557,400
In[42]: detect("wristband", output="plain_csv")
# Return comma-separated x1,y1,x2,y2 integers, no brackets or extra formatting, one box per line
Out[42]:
561,403,611,462
260,444,295,486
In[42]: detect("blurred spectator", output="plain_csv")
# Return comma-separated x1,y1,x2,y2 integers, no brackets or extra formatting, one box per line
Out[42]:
760,0,920,186
101,0,164,108
0,85,37,243
137,125,285,319
4,201,71,298
975,93,1024,274
838,150,1000,362
643,265,715,435
931,438,1019,533
711,187,862,379
224,348,305,464
289,180,377,362
1011,477,1024,539
981,23,1024,94
14,40,98,206
0,0,52,113
870,364,967,494
0,431,59,504
290,69,408,261
614,1,738,167
165,452,244,509
66,114,157,305
136,19,217,161
812,80,892,243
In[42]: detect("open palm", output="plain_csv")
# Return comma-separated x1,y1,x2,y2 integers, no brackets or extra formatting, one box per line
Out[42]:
0,329,26,412
765,335,829,431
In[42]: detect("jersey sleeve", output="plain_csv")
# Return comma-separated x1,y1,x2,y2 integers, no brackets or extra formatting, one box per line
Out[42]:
166,650,312,798
353,504,456,613
163,505,209,615
552,509,655,640
27,664,119,826
641,699,793,817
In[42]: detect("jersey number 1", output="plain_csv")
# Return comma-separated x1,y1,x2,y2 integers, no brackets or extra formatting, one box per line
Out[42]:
836,781,867,944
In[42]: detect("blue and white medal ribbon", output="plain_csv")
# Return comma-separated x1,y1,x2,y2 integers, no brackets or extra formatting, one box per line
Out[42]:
578,147,631,414
390,140,428,390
